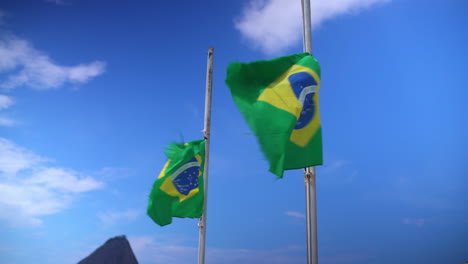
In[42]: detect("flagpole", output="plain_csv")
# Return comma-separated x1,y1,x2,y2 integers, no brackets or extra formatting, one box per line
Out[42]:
301,0,319,264
302,0,312,54
198,47,214,264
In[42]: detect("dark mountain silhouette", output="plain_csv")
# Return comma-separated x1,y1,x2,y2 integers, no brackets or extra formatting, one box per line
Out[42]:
78,235,138,264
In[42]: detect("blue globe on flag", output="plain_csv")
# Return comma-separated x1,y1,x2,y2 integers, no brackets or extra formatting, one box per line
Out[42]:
171,157,200,195
288,71,317,130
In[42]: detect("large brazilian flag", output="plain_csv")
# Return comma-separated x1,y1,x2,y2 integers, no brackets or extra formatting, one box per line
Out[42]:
147,140,205,226
225,53,322,178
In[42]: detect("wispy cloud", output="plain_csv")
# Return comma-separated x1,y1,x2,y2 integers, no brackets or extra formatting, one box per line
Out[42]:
0,10,6,25
185,103,201,120
392,176,458,210
0,95,13,110
98,209,141,227
402,217,425,228
129,235,304,264
129,235,198,264
0,95,15,126
0,31,105,125
285,211,305,219
0,34,106,90
0,137,104,227
235,0,390,54
0,138,45,175
321,254,373,263
316,158,357,185
130,234,374,264
94,167,135,181
45,0,69,5
0,116,15,126
323,160,349,171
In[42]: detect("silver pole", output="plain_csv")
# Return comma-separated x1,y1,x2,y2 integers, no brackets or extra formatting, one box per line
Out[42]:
301,0,318,264
302,0,312,54
304,167,318,264
198,47,214,264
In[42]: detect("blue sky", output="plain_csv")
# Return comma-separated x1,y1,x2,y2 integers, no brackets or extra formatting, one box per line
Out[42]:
0,0,467,263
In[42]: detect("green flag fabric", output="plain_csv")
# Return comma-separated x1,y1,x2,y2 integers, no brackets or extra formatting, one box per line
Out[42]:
147,140,205,226
225,53,323,177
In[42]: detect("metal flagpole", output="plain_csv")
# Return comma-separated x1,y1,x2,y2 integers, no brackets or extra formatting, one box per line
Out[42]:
302,0,313,54
301,0,319,264
198,47,214,264
304,166,318,264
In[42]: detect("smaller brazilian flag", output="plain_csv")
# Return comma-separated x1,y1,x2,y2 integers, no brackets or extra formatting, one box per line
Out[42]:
225,53,322,178
147,140,205,226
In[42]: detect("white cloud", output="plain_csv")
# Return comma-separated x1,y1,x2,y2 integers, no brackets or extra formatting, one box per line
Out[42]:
285,211,305,219
98,209,141,227
0,10,6,25
95,167,135,181
321,254,373,263
0,95,15,126
315,159,357,185
392,176,457,210
0,32,105,125
0,35,106,90
0,116,15,126
128,235,304,264
0,95,14,110
235,0,390,54
0,137,104,227
325,159,349,170
0,138,45,176
129,235,198,264
402,218,425,228
128,235,155,253
45,0,68,5
25,167,103,193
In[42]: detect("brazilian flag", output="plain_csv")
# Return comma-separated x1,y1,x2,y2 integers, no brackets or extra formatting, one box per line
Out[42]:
147,140,205,226
225,53,322,178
